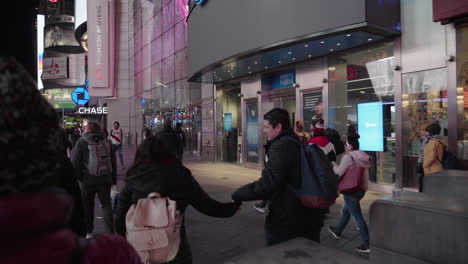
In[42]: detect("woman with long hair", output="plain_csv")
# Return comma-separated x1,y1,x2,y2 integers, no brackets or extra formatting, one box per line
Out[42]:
327,133,371,253
115,135,239,264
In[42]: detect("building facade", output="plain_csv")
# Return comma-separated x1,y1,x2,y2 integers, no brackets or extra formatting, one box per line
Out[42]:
187,0,468,192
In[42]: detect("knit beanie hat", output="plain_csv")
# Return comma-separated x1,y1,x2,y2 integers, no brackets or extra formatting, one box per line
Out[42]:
0,57,64,195
313,119,325,134
425,123,441,136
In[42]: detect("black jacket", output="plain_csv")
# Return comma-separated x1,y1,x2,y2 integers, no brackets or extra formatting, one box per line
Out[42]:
232,130,323,237
157,126,184,160
115,162,237,264
71,132,117,185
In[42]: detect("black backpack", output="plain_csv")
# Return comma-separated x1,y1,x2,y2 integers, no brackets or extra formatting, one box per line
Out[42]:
283,137,339,208
435,140,459,169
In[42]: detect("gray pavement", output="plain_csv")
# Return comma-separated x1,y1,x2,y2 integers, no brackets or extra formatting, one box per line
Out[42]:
92,147,386,263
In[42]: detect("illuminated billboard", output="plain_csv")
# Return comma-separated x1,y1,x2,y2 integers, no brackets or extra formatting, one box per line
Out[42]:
44,88,77,109
37,15,44,89
357,102,384,152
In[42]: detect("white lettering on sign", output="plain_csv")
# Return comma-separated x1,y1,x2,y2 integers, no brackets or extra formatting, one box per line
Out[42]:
78,107,108,114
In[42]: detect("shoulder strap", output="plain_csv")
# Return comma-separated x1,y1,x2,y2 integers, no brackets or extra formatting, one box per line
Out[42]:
69,236,88,264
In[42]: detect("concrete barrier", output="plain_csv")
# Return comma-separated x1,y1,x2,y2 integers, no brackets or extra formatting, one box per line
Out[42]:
370,191,468,264
424,170,468,199
225,238,368,264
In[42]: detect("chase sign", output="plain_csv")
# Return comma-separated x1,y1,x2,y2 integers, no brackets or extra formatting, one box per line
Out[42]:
194,0,206,5
71,87,89,105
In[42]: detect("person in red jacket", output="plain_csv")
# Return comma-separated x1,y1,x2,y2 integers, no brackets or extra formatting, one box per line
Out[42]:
308,119,337,162
0,57,141,264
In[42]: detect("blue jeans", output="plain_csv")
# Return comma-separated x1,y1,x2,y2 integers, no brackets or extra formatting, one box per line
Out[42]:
336,191,369,244
113,144,124,167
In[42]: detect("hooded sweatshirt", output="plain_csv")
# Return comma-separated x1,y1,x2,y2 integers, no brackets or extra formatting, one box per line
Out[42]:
333,150,371,191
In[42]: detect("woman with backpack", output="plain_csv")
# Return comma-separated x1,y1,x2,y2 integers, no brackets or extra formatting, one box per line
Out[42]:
115,135,240,264
327,133,371,253
422,123,445,175
0,57,141,264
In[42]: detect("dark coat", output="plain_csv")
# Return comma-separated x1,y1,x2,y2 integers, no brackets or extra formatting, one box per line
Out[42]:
232,130,325,242
56,155,86,236
157,127,184,160
115,162,237,264
71,131,117,186
0,189,141,264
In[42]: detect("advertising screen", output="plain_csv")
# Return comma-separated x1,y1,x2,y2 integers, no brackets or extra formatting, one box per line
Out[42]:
224,113,233,132
37,15,44,89
357,102,384,152
44,88,77,109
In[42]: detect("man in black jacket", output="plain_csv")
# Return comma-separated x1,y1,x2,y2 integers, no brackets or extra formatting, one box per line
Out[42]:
71,122,117,238
232,108,326,246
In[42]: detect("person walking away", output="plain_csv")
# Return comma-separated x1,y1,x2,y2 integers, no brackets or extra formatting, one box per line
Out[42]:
175,122,187,149
143,127,152,139
110,121,125,169
417,123,432,192
232,108,326,246
72,121,117,239
308,119,336,162
328,133,371,253
325,128,345,157
423,123,445,175
0,57,141,264
115,135,239,264
157,118,184,160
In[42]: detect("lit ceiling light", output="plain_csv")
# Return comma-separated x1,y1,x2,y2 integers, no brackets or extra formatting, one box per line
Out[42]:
304,44,309,47
248,72,252,74
368,38,373,41
292,58,296,60
346,34,351,37
265,66,268,69
278,61,281,63
320,41,325,44
288,51,292,54
337,43,341,46
254,61,258,64
248,67,251,69
360,91,365,94
308,55,312,58
330,49,334,51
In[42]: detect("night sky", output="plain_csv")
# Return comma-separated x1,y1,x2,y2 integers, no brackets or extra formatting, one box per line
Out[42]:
1,1,39,78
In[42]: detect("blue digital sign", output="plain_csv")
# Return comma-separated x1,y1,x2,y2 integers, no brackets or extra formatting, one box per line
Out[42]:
224,113,233,132
357,102,384,152
272,72,295,89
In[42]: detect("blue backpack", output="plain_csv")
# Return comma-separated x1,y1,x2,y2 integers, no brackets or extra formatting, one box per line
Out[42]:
284,137,339,208
435,140,459,169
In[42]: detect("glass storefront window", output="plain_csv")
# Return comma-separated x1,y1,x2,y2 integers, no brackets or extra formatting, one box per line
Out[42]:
328,43,396,185
456,26,468,169
216,85,242,163
246,101,259,164
402,68,448,187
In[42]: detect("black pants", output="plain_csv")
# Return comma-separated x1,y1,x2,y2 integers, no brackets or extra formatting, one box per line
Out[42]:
81,183,114,234
417,164,424,192
265,208,325,246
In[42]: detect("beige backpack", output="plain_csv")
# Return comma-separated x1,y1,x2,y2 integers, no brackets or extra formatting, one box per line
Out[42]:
126,192,182,264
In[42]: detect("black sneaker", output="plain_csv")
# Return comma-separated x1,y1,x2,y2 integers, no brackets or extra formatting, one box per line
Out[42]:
327,226,342,239
253,203,267,213
355,243,371,253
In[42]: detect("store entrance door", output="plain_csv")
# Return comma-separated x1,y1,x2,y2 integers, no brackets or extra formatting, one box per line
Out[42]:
262,87,297,128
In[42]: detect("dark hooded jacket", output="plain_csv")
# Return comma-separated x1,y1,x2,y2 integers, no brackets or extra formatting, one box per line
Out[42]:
115,162,237,264
71,131,117,185
232,129,325,242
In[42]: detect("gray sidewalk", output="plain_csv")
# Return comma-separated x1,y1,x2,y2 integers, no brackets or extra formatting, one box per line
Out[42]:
92,147,386,263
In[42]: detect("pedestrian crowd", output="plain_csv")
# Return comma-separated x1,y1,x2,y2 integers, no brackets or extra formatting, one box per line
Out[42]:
0,57,452,263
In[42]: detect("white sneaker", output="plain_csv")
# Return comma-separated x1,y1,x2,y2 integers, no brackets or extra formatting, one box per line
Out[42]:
86,233,94,239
